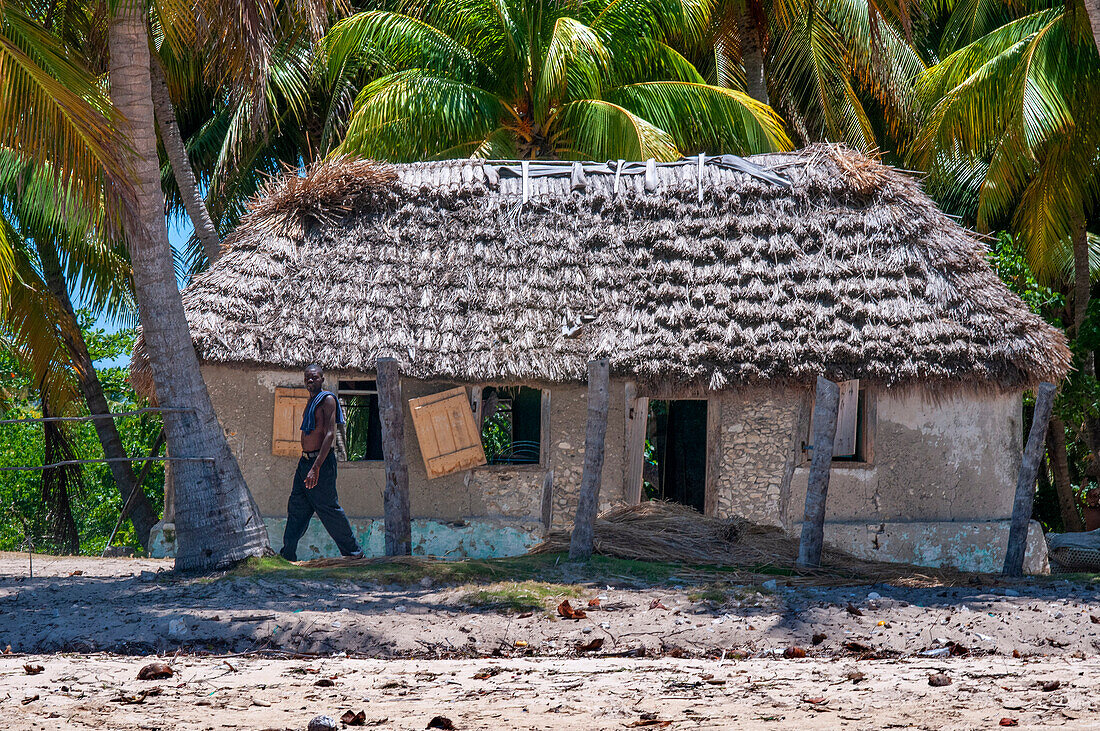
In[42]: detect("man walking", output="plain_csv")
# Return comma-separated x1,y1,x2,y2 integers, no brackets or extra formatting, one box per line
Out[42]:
280,364,363,561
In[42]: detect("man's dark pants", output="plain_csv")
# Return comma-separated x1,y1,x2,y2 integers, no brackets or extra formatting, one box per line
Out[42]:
280,452,361,561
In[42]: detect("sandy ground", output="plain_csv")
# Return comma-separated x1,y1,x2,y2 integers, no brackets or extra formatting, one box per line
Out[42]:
3,655,1100,730
2,553,1099,729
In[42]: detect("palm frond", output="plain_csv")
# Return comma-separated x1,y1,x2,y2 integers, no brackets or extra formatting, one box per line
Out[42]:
322,10,484,85
608,80,792,153
534,16,611,120
547,98,681,159
0,5,130,209
592,0,711,48
336,69,514,161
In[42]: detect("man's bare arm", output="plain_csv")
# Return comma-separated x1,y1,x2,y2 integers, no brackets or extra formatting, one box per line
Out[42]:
305,396,337,489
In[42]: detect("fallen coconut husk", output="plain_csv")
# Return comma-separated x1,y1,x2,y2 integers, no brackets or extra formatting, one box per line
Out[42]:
530,501,977,587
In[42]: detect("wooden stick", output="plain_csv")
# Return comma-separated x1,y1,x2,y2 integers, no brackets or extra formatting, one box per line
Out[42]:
1003,382,1057,577
570,359,610,560
377,357,411,556
797,376,840,569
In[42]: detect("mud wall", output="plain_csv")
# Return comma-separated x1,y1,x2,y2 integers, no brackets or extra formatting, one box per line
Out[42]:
787,387,1023,524
200,365,628,552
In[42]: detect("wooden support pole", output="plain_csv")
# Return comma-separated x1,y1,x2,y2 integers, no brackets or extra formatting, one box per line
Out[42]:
570,359,610,560
377,357,411,556
797,376,840,569
1003,382,1057,577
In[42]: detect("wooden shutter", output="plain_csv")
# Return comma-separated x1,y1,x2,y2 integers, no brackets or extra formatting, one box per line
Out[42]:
833,380,859,457
409,387,487,479
272,387,310,456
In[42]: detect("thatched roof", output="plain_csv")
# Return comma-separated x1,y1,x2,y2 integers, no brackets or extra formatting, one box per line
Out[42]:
133,146,1069,394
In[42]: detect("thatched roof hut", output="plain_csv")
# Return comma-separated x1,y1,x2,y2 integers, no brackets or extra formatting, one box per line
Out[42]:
133,145,1068,393
136,146,1067,574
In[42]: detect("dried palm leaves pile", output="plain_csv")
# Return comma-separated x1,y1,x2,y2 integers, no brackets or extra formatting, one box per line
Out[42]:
531,501,973,587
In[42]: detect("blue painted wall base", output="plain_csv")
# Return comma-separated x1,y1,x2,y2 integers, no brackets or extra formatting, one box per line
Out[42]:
149,517,543,560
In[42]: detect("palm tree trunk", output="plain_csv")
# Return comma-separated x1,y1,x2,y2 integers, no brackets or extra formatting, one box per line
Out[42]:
36,238,158,548
739,5,768,104
149,56,222,265
1084,0,1100,55
1073,209,1089,333
109,0,269,570
1047,417,1084,531
40,390,82,554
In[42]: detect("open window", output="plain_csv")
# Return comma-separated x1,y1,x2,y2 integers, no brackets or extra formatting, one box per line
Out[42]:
805,380,872,464
479,386,544,465
337,380,383,462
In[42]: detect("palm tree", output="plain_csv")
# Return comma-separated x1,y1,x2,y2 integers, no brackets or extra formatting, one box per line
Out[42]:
1083,0,1099,52
912,0,1100,534
0,160,161,548
681,0,924,153
0,2,132,213
0,3,164,547
321,0,791,161
152,13,320,273
911,0,1099,323
108,0,272,569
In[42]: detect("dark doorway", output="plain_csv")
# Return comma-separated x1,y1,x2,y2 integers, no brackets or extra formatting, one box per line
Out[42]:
645,400,708,513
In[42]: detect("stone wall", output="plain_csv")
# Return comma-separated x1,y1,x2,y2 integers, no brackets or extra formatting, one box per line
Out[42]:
709,389,807,527
545,381,628,529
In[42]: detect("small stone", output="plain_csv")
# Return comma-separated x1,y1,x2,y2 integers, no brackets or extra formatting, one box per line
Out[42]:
307,715,338,731
762,580,778,591
866,592,881,601
167,619,188,637
138,571,156,583
420,577,433,588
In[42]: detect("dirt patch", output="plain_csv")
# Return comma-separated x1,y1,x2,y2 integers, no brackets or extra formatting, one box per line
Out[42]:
0,552,1097,659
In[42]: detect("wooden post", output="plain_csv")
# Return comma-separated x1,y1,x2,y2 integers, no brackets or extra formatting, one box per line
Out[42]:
569,359,610,560
623,382,648,504
797,376,840,569
1003,382,1057,577
377,357,411,556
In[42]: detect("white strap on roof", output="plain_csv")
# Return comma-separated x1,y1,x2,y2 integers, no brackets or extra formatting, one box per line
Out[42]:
570,161,587,191
697,153,705,202
482,155,791,196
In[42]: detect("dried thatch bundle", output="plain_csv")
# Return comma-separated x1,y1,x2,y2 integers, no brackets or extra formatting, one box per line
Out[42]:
531,501,971,586
533,501,752,564
131,145,1069,394
249,156,398,232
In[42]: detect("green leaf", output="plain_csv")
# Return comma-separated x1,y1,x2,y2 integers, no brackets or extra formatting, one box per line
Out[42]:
548,98,680,160
608,81,792,154
336,70,515,161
